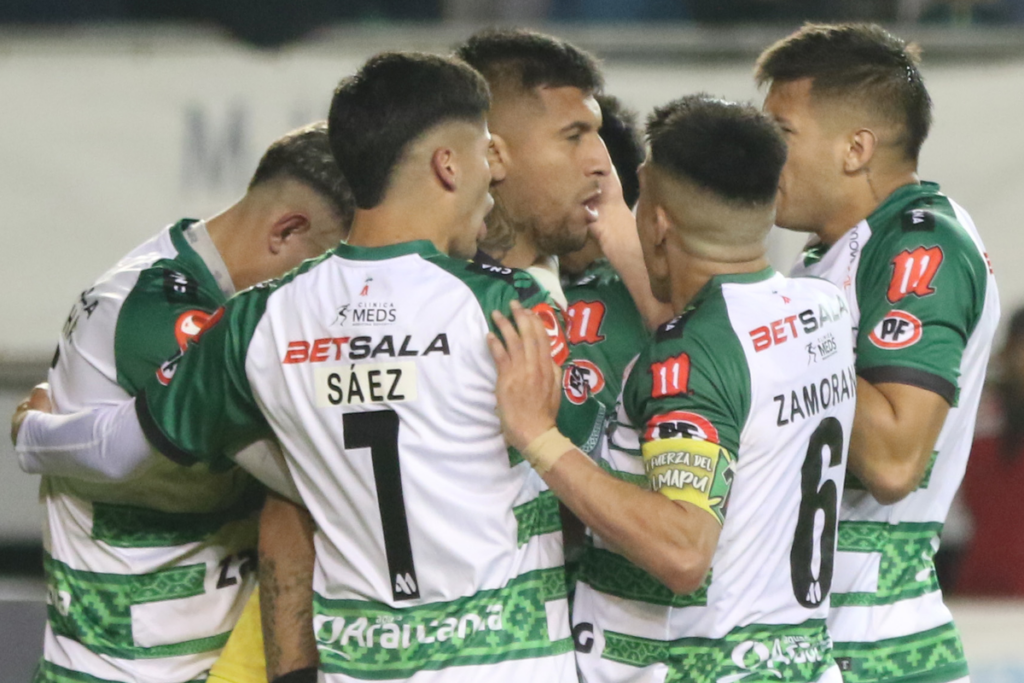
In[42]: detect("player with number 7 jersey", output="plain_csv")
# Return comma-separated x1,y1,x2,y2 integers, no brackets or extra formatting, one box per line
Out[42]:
135,239,578,682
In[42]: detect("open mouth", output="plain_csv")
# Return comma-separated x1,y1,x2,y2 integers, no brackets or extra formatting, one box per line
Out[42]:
582,192,601,222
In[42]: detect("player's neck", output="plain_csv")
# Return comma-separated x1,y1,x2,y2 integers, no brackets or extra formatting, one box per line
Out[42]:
817,169,920,246
346,204,454,255
495,238,545,270
669,254,770,314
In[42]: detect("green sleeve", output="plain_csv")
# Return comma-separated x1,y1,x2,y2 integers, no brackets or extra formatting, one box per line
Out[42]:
856,206,988,405
625,300,750,458
114,263,226,395
136,283,275,469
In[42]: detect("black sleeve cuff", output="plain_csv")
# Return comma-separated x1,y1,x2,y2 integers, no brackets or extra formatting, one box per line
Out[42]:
135,389,198,466
858,365,957,406
272,667,318,683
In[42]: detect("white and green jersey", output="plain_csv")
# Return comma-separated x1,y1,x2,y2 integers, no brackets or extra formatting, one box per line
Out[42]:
39,220,261,683
136,240,577,683
790,182,999,683
574,267,856,683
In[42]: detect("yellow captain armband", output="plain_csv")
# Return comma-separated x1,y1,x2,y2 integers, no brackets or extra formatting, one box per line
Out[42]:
642,437,736,526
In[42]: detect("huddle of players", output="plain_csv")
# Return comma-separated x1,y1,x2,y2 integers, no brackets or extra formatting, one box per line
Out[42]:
10,22,997,683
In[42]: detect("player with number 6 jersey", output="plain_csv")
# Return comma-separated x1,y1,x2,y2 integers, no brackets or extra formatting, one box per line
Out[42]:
486,95,857,683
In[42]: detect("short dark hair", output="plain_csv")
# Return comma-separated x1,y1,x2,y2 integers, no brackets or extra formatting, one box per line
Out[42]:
249,121,355,229
646,94,786,206
755,23,932,162
328,52,490,210
455,28,603,96
597,94,644,209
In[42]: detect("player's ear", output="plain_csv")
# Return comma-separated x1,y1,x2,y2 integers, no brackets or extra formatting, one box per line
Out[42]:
431,147,458,193
269,212,311,255
652,205,673,249
488,133,510,180
844,128,878,174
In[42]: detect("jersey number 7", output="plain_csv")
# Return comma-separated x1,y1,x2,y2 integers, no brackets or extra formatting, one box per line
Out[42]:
344,410,420,602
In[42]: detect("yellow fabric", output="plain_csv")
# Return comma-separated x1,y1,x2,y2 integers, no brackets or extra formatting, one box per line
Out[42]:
207,591,268,683
642,437,733,525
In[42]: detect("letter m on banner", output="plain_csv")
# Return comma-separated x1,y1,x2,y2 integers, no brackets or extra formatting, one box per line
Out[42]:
887,247,943,303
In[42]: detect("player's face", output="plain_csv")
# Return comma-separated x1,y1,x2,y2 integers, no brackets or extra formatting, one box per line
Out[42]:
492,86,609,256
451,122,502,260
763,79,848,235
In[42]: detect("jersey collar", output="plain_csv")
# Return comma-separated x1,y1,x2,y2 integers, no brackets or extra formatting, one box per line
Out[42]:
690,266,777,307
334,240,442,261
168,219,235,302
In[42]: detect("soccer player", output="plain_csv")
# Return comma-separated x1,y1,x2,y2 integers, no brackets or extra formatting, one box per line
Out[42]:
12,122,353,683
488,95,857,682
131,52,577,682
455,29,666,452
560,93,650,419
757,24,1000,683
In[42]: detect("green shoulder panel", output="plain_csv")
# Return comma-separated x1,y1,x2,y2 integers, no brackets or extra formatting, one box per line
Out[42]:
114,261,227,395
624,285,750,457
424,255,550,330
856,184,989,405
564,260,649,411
138,253,331,468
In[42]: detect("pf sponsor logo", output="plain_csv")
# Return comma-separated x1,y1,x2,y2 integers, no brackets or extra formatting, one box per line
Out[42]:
562,359,606,405
869,310,922,349
173,310,212,351
645,411,719,443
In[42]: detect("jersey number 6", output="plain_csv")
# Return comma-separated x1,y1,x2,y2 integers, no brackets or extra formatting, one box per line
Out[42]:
344,410,420,602
790,417,844,608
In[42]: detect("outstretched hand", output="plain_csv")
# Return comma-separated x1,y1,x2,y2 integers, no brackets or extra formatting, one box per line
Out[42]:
486,301,562,452
11,382,52,446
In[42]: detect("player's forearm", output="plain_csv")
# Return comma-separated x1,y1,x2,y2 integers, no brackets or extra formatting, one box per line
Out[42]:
593,206,674,330
543,447,712,595
259,494,318,680
16,400,158,482
848,377,945,504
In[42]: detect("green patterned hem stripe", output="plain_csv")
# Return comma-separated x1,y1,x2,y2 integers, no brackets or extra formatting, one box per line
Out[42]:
512,491,562,547
603,619,833,683
832,621,968,683
34,660,208,683
44,554,230,659
578,543,708,608
595,456,648,488
314,567,571,679
832,521,943,608
91,487,262,548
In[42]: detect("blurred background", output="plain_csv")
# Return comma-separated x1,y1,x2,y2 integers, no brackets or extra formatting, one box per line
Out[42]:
2,1,1024,680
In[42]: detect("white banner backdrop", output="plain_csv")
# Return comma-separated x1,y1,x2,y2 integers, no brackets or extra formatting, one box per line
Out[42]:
1,30,1023,358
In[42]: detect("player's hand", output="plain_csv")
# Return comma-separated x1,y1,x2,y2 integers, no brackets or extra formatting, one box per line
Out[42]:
10,382,52,446
587,164,634,250
487,301,561,452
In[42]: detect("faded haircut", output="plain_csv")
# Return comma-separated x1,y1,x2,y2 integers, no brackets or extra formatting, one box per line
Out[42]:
328,52,490,210
646,94,786,206
755,23,932,162
249,121,355,229
455,28,603,97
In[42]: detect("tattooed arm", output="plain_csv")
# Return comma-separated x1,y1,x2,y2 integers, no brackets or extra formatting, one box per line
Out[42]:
259,492,319,680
